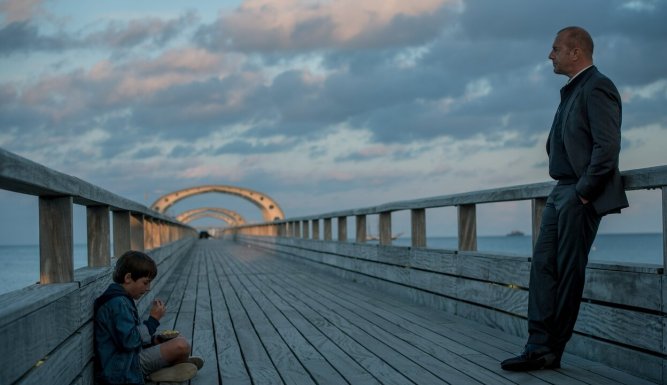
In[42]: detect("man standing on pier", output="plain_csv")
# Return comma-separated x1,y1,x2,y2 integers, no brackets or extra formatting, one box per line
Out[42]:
501,26,628,371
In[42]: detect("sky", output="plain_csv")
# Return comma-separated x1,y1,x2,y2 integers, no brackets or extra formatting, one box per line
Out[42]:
0,0,666,245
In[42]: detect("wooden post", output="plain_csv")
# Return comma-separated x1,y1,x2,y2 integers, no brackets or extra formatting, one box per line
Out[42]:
458,204,477,251
324,218,332,241
294,221,301,238
411,208,426,248
87,205,111,267
154,220,162,247
662,187,666,273
144,218,154,250
312,220,320,240
379,212,392,246
113,211,131,258
337,216,347,242
532,198,547,251
39,196,73,283
130,213,145,251
356,215,367,243
303,220,310,239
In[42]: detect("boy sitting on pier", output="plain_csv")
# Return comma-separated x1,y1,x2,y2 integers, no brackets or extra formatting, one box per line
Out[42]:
94,250,204,384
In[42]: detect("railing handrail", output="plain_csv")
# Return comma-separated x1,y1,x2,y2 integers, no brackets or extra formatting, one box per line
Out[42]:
242,165,667,224
0,147,198,284
0,147,182,226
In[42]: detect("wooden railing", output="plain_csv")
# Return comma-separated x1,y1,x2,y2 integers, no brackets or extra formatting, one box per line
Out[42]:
227,165,667,383
0,148,198,385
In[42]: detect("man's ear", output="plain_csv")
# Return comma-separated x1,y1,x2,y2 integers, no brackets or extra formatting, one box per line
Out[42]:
124,272,133,283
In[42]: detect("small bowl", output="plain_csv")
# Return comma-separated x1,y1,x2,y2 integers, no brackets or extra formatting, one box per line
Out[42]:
159,330,180,340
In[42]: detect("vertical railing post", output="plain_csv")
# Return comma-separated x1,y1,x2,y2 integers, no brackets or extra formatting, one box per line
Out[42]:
130,213,145,251
312,219,320,240
662,187,666,273
144,218,154,250
155,220,163,247
294,221,301,238
303,220,310,239
532,198,547,251
458,204,477,251
113,211,131,258
337,216,347,242
39,196,74,283
379,212,392,246
356,215,367,243
411,208,426,248
87,205,111,267
324,218,332,241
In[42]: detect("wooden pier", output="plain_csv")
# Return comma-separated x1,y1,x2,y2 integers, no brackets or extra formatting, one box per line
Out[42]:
150,239,654,385
1,148,666,384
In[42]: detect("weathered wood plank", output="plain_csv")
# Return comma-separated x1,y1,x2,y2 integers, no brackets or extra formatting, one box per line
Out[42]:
245,165,666,225
215,256,284,384
0,283,80,385
86,205,111,267
228,273,316,385
207,248,253,385
238,237,664,383
243,235,664,311
15,323,90,385
379,212,392,246
279,253,640,385
220,247,382,384
191,251,218,385
0,148,192,230
278,274,506,385
39,196,74,283
411,208,426,248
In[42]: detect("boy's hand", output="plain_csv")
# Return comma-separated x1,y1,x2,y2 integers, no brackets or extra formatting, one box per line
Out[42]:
150,298,166,320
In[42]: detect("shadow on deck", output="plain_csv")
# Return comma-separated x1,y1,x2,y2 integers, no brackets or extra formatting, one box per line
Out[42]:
150,239,655,385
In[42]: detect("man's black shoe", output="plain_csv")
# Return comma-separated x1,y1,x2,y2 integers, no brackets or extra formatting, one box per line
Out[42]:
501,345,559,371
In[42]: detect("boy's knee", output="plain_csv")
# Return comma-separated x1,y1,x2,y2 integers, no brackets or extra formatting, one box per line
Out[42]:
174,337,191,355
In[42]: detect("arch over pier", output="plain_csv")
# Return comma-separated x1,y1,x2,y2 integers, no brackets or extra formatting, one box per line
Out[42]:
151,185,285,222
176,207,246,226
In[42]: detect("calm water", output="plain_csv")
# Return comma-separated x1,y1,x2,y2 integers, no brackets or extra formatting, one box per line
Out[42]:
0,233,662,295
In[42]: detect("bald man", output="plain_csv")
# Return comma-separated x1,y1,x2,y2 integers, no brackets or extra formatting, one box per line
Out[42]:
501,26,628,371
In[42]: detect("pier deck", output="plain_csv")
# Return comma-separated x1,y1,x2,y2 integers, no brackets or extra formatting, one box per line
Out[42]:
152,239,655,385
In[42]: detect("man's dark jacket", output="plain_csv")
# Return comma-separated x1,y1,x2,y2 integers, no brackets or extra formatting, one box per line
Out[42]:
547,66,629,215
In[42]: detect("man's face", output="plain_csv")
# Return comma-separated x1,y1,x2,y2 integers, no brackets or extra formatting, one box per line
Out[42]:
123,274,152,299
549,33,575,77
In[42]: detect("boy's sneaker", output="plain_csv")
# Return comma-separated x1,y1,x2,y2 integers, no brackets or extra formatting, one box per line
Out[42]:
188,356,205,370
149,362,198,382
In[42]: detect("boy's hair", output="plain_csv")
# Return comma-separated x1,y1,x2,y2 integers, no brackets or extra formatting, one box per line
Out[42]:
113,250,158,283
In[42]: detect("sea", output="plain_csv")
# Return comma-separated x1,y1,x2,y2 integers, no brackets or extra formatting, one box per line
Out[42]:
0,233,662,295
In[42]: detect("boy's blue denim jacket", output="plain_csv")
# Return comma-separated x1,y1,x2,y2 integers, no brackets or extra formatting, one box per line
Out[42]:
94,283,159,384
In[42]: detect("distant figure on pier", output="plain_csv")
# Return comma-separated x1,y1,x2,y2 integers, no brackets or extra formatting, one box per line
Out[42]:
501,26,628,371
94,250,204,384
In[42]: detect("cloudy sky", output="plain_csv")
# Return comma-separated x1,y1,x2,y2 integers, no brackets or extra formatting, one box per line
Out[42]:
1,0,666,245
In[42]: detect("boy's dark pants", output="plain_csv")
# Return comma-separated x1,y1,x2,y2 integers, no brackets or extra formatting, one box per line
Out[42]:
527,183,601,353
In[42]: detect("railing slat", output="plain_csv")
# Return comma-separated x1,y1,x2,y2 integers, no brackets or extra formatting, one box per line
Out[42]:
39,196,74,283
457,204,477,251
87,205,111,267
411,209,426,248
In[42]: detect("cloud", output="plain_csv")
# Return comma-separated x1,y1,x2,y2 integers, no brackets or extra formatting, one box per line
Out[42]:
0,0,44,24
83,11,199,50
1,0,665,235
0,21,69,54
0,10,198,56
195,0,455,53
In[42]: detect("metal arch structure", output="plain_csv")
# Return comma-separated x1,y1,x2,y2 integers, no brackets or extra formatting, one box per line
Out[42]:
151,185,285,222
176,207,246,226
